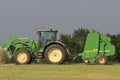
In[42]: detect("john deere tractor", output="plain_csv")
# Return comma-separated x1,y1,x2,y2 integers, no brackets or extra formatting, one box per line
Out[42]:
2,29,68,64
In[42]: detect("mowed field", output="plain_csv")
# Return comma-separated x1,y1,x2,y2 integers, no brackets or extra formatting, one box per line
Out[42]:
0,63,120,80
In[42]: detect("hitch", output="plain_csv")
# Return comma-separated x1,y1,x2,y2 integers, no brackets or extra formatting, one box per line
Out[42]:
72,53,82,62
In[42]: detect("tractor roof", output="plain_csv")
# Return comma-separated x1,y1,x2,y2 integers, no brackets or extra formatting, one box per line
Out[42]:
37,29,58,32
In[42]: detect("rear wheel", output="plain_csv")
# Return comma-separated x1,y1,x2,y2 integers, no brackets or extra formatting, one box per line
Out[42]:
14,50,32,64
44,44,67,64
96,54,108,65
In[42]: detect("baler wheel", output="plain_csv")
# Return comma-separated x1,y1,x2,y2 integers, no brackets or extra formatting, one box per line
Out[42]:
14,50,31,64
44,44,66,64
96,54,108,65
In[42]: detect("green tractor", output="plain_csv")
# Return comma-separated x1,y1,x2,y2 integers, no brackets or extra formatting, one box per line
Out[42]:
2,29,68,64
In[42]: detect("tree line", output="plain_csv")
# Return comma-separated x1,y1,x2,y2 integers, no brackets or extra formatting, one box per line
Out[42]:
59,28,120,62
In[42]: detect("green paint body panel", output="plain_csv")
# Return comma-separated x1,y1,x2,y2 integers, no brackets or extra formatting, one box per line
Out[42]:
3,36,39,59
82,31,115,63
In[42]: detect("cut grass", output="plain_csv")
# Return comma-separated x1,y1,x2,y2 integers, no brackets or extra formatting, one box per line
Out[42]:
0,48,8,64
0,63,120,80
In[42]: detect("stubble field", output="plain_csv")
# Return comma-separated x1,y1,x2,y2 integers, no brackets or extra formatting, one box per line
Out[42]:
0,63,120,80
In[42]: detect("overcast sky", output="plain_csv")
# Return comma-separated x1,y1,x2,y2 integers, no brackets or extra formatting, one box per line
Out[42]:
0,0,120,45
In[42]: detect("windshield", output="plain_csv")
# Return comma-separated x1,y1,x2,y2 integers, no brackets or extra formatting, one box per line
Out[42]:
40,31,57,47
41,32,56,40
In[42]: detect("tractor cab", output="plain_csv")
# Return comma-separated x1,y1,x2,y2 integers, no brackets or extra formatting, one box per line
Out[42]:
37,29,58,47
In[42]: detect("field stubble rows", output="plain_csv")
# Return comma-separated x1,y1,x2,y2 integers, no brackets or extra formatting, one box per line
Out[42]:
0,63,120,80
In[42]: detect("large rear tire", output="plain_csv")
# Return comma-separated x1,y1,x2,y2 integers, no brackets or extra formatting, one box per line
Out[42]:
96,54,108,65
44,44,67,64
14,50,32,64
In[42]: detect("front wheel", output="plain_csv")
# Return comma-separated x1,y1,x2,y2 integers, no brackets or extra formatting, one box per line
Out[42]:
44,44,67,64
14,50,32,64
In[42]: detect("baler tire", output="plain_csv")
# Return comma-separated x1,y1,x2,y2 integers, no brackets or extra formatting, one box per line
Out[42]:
14,50,32,65
96,54,108,65
44,44,67,64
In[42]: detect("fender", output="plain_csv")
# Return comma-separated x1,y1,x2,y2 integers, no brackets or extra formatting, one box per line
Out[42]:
43,41,70,56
